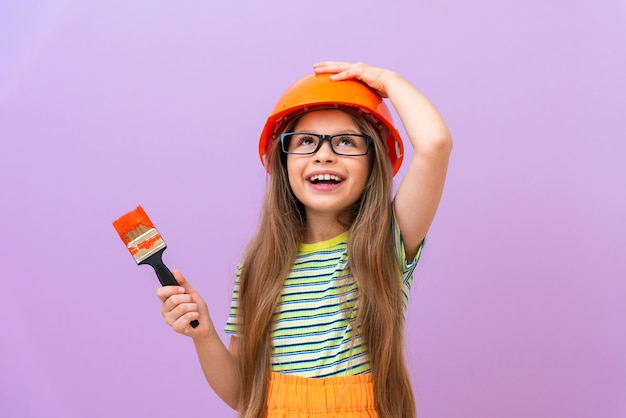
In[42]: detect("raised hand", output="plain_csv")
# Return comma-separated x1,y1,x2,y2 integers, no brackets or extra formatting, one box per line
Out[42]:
312,61,397,98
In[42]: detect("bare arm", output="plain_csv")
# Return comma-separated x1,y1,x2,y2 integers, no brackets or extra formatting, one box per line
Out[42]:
157,270,240,410
385,72,452,260
313,62,453,260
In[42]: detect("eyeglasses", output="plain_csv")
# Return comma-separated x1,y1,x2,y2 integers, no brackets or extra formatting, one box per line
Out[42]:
280,132,373,156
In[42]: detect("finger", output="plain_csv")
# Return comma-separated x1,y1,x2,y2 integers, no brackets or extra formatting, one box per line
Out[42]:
156,284,185,302
314,62,369,83
312,61,353,75
172,269,197,295
165,300,198,323
163,288,193,312
328,71,357,81
313,61,352,69
172,311,202,333
166,300,201,328
161,295,200,325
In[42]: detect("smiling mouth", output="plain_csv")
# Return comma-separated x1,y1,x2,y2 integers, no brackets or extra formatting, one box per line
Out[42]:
308,174,342,184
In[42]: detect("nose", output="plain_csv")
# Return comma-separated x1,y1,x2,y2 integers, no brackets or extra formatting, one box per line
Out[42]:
314,139,336,162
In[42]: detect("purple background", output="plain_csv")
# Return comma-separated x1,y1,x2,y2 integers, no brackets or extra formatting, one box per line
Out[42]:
1,1,624,417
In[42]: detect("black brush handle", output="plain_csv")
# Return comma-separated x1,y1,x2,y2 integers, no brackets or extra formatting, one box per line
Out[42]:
141,250,199,328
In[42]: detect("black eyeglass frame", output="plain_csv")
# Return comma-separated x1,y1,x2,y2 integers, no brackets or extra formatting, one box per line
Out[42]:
279,132,373,156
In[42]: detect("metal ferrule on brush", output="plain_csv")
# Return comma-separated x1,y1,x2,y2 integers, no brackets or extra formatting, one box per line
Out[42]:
127,228,167,264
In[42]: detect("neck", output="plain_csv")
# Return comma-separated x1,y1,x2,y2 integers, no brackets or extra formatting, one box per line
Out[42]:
303,212,347,243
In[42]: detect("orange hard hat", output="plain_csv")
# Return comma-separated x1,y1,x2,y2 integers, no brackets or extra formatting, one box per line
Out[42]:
258,73,404,175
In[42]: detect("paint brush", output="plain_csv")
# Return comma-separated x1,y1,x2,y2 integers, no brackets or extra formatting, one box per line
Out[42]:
113,205,199,328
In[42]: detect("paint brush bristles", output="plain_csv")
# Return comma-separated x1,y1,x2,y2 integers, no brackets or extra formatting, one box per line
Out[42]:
113,206,166,264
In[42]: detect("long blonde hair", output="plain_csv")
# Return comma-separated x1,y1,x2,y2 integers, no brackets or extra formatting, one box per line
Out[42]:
237,109,416,418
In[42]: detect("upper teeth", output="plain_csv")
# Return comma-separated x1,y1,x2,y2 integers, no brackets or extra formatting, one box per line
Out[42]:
310,174,340,182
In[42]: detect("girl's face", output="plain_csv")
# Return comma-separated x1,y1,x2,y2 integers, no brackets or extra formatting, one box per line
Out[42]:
286,109,371,220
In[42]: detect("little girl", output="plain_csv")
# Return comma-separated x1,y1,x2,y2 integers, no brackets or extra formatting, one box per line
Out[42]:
157,61,452,418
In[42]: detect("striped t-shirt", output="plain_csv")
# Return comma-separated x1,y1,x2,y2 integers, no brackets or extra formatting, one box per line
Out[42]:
224,218,422,378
